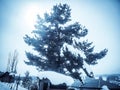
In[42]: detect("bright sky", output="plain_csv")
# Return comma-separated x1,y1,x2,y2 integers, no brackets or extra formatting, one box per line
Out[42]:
0,0,120,77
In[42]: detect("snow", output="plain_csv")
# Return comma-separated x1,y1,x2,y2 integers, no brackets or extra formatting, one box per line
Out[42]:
18,70,74,86
0,82,10,90
101,85,109,90
0,71,74,89
0,82,27,90
37,71,74,85
18,85,27,90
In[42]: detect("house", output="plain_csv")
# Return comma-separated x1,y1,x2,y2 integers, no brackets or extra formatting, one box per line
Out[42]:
37,77,67,90
0,72,14,83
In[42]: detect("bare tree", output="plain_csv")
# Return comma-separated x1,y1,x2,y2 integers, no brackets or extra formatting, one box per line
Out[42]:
6,50,19,73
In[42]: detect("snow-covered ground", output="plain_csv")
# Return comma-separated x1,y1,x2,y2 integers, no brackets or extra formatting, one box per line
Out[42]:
0,82,10,90
101,85,110,90
0,82,27,90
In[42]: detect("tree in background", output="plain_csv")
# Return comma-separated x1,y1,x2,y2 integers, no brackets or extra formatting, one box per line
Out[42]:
6,50,18,73
22,71,32,89
24,4,108,83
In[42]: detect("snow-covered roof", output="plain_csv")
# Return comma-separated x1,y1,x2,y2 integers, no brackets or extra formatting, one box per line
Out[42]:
37,71,74,85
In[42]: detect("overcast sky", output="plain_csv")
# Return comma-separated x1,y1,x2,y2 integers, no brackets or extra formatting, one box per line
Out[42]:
0,0,120,75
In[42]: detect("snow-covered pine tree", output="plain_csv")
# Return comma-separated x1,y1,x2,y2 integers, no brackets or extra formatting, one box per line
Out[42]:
24,3,108,83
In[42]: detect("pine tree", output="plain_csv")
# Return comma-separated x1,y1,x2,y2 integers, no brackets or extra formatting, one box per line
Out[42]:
24,4,108,83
